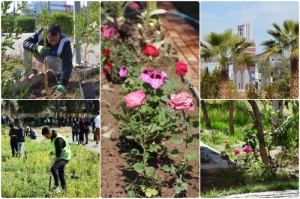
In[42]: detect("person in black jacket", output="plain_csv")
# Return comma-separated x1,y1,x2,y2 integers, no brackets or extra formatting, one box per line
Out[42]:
8,123,18,157
83,117,91,145
23,24,73,95
16,121,25,159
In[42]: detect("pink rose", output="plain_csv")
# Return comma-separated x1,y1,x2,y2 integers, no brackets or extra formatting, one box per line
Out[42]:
233,149,240,155
167,92,194,111
243,146,252,153
123,90,146,109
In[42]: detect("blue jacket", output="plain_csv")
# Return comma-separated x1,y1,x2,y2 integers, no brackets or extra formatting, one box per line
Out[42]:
16,126,25,142
23,28,73,86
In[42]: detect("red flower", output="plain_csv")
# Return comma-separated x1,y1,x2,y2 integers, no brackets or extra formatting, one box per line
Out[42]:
103,48,110,57
107,61,113,70
175,61,188,76
141,45,160,57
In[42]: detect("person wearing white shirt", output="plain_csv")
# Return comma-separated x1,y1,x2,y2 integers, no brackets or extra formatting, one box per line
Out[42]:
93,111,100,146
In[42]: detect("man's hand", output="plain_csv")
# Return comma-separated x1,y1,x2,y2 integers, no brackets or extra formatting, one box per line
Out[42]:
52,85,66,95
36,45,49,57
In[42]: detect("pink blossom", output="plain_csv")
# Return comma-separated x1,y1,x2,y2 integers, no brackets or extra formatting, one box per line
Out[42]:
167,92,194,111
123,90,146,109
119,66,128,77
243,146,252,153
233,149,240,155
139,68,153,83
148,71,166,89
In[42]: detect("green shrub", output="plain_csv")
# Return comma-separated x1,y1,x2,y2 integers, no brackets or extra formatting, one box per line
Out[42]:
15,16,35,32
50,11,73,36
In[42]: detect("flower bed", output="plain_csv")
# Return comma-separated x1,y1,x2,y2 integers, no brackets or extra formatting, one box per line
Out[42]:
100,2,199,197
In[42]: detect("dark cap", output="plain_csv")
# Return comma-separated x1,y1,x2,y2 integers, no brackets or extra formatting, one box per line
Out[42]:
42,126,51,135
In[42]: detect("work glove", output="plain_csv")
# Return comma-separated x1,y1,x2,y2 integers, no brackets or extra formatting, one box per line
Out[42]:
36,45,49,57
52,85,66,95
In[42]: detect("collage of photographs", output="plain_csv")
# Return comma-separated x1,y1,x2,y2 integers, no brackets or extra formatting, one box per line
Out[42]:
0,0,298,198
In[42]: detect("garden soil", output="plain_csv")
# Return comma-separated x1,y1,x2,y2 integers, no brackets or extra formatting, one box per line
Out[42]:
23,67,100,99
100,58,200,198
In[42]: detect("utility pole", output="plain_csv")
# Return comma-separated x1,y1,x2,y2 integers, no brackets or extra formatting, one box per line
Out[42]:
74,1,81,66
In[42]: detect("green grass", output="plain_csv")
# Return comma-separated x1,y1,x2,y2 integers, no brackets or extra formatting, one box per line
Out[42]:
201,180,299,198
1,126,100,198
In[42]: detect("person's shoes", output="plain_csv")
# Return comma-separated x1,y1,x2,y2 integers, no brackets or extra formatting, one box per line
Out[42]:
52,186,61,193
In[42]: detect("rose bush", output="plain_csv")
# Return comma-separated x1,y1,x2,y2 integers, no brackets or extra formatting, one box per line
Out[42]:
109,49,199,197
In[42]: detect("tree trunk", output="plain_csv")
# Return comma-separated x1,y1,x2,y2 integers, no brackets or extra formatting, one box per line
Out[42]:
219,65,229,99
201,100,212,129
290,54,298,99
271,100,283,128
247,100,269,166
229,100,234,135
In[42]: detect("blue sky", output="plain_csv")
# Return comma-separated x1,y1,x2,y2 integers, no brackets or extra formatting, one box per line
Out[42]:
201,1,299,54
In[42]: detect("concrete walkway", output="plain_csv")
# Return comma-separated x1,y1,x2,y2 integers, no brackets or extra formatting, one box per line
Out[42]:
201,141,233,172
219,190,299,198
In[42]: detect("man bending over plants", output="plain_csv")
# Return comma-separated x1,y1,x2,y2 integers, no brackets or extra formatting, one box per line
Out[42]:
23,24,73,95
42,126,71,193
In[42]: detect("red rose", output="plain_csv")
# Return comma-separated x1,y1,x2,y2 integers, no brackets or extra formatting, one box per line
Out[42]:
141,45,160,57
107,61,113,70
175,61,188,76
103,48,110,57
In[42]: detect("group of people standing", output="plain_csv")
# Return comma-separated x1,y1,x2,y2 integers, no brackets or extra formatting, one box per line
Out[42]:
71,117,92,145
9,122,26,158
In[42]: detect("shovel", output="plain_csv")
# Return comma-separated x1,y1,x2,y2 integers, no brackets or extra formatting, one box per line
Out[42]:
45,157,54,198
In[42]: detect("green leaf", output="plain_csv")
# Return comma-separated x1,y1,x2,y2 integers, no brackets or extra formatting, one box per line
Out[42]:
174,185,183,194
145,166,155,177
160,95,169,102
131,149,139,156
147,123,162,133
187,151,197,162
126,136,136,140
170,135,183,145
170,149,179,157
149,144,162,152
170,165,176,173
162,165,170,172
127,190,136,198
133,163,144,173
145,188,158,197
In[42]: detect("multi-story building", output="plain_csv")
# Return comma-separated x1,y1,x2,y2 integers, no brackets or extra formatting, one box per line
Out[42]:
21,1,73,16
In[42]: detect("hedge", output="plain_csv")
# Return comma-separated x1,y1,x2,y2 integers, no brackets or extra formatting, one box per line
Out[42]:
15,16,35,32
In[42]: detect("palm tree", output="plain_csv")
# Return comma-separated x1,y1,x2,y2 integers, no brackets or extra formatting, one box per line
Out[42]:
261,20,299,99
201,29,256,99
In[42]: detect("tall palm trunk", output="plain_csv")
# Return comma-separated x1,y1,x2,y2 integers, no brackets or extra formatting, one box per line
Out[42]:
290,54,299,99
219,65,229,99
247,100,269,166
201,100,211,129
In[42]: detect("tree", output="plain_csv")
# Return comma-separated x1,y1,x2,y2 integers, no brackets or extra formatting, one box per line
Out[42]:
201,29,256,99
200,66,220,99
261,20,299,99
201,100,211,129
228,100,234,135
17,100,49,113
247,100,269,166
